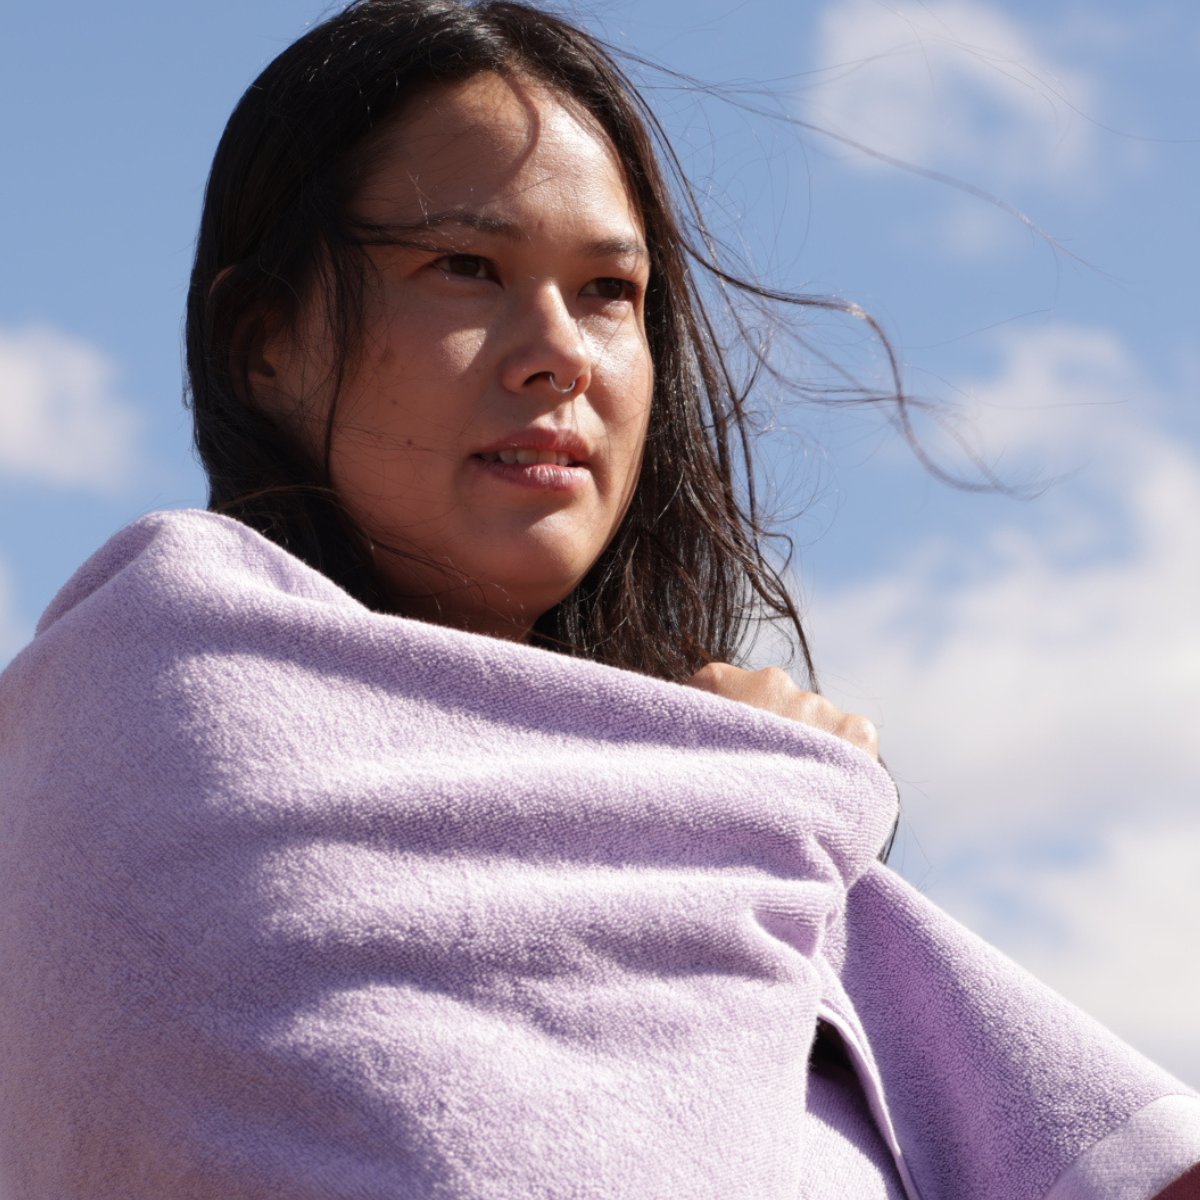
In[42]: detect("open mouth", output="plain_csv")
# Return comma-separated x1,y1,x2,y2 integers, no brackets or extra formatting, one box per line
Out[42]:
476,449,579,467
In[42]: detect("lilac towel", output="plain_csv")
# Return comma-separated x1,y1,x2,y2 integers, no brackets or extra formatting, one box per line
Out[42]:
0,510,1196,1199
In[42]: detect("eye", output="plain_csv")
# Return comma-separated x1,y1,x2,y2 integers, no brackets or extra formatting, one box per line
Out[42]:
581,277,640,303
433,254,495,282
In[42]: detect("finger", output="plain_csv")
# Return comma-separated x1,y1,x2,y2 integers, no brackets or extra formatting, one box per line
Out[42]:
834,713,880,760
683,662,736,693
688,663,791,704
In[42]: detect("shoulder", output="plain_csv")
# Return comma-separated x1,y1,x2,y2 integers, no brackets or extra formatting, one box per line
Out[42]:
35,508,349,639
1,509,365,774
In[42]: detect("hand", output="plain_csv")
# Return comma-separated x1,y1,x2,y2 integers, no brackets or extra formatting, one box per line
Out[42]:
685,663,880,761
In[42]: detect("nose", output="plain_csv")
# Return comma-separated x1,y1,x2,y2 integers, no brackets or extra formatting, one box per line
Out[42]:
498,284,592,399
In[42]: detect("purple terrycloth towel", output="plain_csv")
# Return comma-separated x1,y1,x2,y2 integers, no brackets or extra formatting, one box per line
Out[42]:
1,509,1197,1200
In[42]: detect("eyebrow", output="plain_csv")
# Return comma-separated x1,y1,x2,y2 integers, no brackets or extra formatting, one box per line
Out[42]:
359,209,648,260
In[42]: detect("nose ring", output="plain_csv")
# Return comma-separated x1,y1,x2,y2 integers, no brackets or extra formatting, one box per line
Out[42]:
549,374,577,395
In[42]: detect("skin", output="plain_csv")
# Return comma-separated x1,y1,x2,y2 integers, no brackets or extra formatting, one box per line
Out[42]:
259,72,654,642
687,664,879,760
255,71,878,761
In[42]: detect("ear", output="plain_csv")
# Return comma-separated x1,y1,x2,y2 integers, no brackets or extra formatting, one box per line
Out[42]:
243,314,280,384
209,264,294,410
230,307,295,416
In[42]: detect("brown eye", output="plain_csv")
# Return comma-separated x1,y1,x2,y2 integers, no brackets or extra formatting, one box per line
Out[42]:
434,254,492,280
581,277,637,302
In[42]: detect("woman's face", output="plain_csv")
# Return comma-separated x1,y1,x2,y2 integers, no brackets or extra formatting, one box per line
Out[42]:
266,72,654,640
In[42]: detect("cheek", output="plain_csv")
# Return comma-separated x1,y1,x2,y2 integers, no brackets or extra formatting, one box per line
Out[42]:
341,327,485,447
608,340,654,460
597,344,653,521
368,302,474,372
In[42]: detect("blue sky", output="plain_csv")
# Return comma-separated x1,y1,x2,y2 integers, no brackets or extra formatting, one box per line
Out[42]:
2,0,1197,1083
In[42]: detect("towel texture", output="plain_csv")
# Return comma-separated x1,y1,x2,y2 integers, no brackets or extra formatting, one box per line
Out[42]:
0,509,1195,1200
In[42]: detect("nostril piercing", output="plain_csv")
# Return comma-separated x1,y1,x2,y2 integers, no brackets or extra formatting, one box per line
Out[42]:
548,374,577,395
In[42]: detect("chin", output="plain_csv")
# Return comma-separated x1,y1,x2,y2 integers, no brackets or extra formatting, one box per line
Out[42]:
475,541,595,601
384,557,589,642
483,575,585,629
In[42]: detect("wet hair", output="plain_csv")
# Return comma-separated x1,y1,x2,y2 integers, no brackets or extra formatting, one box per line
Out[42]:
187,0,878,683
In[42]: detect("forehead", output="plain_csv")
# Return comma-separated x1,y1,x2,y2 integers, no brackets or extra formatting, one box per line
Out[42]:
354,72,643,234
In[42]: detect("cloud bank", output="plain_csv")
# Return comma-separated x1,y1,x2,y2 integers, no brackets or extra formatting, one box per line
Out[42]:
806,0,1100,189
0,324,141,492
805,323,1200,1084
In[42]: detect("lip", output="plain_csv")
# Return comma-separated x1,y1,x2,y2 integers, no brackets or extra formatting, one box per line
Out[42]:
472,427,591,466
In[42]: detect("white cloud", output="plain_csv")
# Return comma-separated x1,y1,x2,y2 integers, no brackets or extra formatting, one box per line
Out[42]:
804,323,1200,1084
814,326,1200,846
0,324,141,491
805,0,1100,189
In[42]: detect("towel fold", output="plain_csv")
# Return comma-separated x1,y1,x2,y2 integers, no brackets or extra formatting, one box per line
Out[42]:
0,509,1194,1199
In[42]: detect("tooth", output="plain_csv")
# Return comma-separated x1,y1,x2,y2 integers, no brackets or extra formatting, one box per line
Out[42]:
485,448,575,466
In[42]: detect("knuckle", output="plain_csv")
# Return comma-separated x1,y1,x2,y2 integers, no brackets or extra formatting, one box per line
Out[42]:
688,662,737,693
840,713,879,753
759,666,798,700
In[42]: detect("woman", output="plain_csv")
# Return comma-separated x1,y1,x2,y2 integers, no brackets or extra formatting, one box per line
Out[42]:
0,2,1197,1197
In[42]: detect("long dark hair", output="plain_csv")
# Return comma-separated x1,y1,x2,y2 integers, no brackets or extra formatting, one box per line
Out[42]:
187,0,889,684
